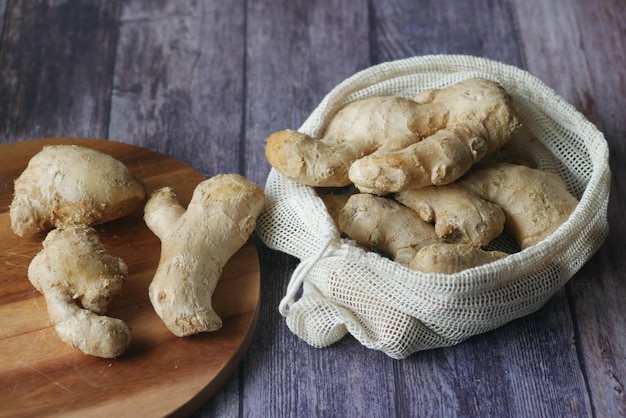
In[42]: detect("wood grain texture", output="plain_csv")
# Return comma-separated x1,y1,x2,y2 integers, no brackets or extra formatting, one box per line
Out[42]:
109,0,246,178
0,0,624,417
0,138,260,417
0,1,120,142
244,0,370,186
0,0,6,42
369,0,524,67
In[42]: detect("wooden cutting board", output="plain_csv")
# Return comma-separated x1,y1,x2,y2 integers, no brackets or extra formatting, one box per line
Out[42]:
0,138,261,417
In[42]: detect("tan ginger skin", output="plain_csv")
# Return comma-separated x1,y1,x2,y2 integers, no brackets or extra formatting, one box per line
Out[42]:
332,163,578,273
335,193,508,273
265,78,520,194
338,193,439,266
409,243,508,274
28,226,131,358
455,163,579,249
10,144,146,236
144,174,265,337
395,183,506,248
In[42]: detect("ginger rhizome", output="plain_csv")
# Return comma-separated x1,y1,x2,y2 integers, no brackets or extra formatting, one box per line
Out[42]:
320,162,578,273
265,78,578,273
454,163,579,249
266,78,520,194
28,226,131,358
331,192,510,273
409,243,508,274
395,183,506,248
144,174,265,337
338,193,439,265
10,144,146,236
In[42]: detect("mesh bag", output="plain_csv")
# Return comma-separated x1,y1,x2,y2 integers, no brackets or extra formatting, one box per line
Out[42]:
256,55,610,359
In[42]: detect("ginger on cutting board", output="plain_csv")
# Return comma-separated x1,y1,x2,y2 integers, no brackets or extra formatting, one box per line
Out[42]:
144,174,265,337
28,226,131,358
10,144,146,236
265,78,520,194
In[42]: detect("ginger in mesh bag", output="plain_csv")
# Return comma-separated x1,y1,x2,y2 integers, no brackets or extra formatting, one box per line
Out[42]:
256,55,610,359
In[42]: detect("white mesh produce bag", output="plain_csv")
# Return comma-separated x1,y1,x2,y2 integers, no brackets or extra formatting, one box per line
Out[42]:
256,54,610,359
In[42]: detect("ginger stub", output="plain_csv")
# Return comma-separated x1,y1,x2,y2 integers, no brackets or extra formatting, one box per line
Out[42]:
28,226,131,358
144,173,265,337
10,144,146,236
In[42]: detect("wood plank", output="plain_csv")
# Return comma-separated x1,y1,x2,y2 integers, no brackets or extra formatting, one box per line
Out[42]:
512,0,626,415
369,0,524,67
0,0,7,41
0,0,120,143
395,292,592,417
109,0,246,178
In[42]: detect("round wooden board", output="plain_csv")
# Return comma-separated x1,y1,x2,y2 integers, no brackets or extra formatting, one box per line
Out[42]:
0,138,261,417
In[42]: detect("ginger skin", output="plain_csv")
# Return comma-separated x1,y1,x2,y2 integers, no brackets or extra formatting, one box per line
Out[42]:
10,145,146,236
338,193,439,265
349,78,520,193
28,226,131,358
455,163,578,249
265,78,520,194
395,184,505,248
409,243,508,274
144,174,265,337
265,96,425,187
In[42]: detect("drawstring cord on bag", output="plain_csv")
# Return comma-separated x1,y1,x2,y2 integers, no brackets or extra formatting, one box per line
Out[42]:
279,235,335,316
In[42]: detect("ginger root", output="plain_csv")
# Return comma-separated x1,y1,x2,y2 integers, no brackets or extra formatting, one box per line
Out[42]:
409,243,508,274
395,184,506,248
265,96,424,187
338,193,439,265
144,174,265,337
266,78,520,194
455,163,578,249
28,226,131,358
10,145,146,236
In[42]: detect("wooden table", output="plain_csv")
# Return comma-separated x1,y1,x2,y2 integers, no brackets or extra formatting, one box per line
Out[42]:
0,1,624,417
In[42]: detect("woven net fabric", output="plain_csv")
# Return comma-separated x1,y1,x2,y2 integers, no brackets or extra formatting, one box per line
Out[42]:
256,55,610,359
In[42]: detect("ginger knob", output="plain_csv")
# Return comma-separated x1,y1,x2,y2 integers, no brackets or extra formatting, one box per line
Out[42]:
28,226,131,358
144,174,265,337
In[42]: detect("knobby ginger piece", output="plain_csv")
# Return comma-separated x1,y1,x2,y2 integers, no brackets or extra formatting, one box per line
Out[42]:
350,78,520,193
456,163,579,249
409,243,508,274
144,174,265,337
338,193,439,266
265,78,520,194
265,96,424,187
10,144,146,236
395,183,506,248
28,226,131,358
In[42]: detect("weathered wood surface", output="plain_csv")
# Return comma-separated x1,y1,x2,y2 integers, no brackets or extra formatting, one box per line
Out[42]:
0,0,624,416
